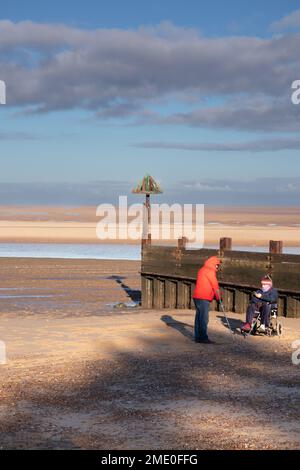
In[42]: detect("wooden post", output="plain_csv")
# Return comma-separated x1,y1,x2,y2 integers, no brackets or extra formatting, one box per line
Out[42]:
221,287,234,312
142,233,152,247
234,289,250,314
177,282,190,309
142,193,151,239
220,237,232,251
269,240,283,254
146,193,151,230
141,276,153,308
153,278,164,309
175,237,187,264
286,297,300,318
277,296,286,318
165,280,177,308
178,237,188,250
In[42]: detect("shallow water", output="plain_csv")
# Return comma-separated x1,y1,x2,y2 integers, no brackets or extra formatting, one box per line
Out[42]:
0,242,299,260
0,243,141,260
0,294,55,299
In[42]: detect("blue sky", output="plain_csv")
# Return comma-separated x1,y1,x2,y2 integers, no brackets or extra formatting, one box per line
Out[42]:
0,0,298,35
0,0,300,204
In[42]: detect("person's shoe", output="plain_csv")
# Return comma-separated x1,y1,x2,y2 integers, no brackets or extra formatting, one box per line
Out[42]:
241,322,251,332
197,338,215,344
258,324,266,333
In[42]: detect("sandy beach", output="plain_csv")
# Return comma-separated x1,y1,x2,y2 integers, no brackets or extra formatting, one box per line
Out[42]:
0,258,299,450
3,1,300,456
0,206,299,449
0,205,299,247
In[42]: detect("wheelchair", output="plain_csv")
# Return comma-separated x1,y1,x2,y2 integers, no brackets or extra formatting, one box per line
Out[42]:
249,303,283,337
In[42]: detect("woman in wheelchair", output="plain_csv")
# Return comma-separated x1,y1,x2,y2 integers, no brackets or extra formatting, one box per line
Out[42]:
242,276,278,334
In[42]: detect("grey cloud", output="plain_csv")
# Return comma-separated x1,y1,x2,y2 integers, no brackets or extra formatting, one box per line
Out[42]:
0,181,135,205
96,101,141,119
0,20,300,132
0,178,299,205
169,177,300,205
139,95,300,132
133,137,300,152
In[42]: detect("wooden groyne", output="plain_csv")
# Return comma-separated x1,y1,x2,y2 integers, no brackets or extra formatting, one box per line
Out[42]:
141,238,300,317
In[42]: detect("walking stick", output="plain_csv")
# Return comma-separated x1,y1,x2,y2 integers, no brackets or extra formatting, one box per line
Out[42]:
217,294,235,340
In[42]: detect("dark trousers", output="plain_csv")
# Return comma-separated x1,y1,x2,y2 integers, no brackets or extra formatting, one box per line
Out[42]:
246,302,271,327
194,298,210,341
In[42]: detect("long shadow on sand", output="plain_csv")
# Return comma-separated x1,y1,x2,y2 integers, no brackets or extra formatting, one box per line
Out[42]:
217,314,244,333
161,314,194,341
106,275,141,304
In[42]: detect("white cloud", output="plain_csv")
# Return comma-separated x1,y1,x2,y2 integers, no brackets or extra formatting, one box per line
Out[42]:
182,181,232,192
271,10,300,32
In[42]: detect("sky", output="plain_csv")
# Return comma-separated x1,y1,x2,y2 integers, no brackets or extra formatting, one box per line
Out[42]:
0,0,300,205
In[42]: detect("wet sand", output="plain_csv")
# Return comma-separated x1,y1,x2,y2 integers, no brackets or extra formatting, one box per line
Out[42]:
0,258,299,450
0,205,299,246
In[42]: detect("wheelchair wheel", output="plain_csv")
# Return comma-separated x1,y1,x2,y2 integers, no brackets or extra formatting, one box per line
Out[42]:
276,321,283,337
251,321,258,335
267,328,272,337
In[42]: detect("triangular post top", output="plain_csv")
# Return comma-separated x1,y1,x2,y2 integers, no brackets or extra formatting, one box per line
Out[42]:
132,174,163,195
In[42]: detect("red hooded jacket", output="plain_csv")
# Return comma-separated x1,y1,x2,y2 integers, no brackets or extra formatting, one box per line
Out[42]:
193,256,221,302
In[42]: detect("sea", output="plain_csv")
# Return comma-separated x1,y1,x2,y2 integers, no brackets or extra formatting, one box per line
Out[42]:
0,243,299,260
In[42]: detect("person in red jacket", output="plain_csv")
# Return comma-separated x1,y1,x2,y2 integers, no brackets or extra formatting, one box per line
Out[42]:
193,256,221,344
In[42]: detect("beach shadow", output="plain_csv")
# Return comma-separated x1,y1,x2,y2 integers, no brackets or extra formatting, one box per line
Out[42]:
217,314,244,333
107,275,141,304
161,314,194,341
6,313,299,449
106,275,126,280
